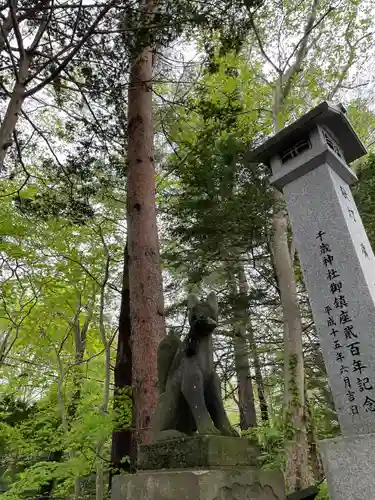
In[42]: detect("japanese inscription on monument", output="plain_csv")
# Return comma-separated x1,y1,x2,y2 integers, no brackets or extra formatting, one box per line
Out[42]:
283,165,375,435
317,228,375,418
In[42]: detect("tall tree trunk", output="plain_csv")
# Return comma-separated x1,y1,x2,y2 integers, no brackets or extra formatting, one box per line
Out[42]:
126,0,165,447
256,2,319,490
96,252,112,500
269,46,313,484
110,243,135,483
270,191,309,491
245,321,269,423
229,267,257,430
68,300,94,498
238,265,269,423
233,332,257,429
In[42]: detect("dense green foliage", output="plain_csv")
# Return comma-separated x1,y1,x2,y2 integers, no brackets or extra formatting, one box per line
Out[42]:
0,0,375,498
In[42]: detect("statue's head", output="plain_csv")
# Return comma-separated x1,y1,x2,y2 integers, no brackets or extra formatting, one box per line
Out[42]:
187,292,219,332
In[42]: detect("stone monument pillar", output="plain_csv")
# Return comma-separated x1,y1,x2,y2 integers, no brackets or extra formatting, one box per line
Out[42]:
249,101,375,499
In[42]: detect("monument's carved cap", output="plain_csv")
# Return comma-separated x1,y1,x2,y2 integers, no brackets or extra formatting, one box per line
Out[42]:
248,101,367,166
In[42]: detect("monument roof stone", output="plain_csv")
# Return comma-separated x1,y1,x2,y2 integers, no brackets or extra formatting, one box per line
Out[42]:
248,101,366,166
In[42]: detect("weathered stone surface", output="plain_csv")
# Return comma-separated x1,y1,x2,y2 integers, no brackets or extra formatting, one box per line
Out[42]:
112,467,285,500
283,163,375,436
138,435,259,470
320,433,375,499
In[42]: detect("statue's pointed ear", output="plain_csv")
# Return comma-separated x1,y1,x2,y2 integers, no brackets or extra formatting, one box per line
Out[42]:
187,293,199,310
206,292,218,316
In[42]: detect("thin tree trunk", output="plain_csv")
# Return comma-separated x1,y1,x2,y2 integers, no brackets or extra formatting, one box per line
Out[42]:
306,395,324,482
55,349,68,433
247,322,269,423
71,326,85,500
69,299,94,420
270,191,309,491
0,0,49,169
270,38,314,483
233,332,257,429
40,349,68,500
229,268,257,429
271,90,309,492
266,2,318,490
96,251,112,500
126,0,165,447
250,0,355,490
238,264,269,423
110,243,135,483
68,299,94,498
41,301,92,500
96,457,105,500
0,56,29,168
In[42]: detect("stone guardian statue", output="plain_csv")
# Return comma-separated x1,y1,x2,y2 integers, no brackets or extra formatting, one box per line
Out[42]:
152,292,238,442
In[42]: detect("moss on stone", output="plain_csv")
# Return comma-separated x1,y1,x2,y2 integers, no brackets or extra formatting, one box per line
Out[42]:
138,435,260,470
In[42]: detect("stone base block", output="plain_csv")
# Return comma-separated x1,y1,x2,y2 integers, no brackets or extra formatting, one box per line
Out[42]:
112,467,285,500
138,436,259,470
320,433,375,499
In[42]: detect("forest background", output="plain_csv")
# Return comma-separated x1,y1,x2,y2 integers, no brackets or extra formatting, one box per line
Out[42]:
0,0,375,499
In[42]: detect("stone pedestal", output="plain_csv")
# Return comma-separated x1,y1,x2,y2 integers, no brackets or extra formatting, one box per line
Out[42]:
138,435,259,470
320,433,375,499
112,436,285,500
112,467,285,500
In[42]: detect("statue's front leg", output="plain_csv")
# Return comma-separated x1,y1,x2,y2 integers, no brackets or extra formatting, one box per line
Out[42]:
205,373,239,437
152,383,182,442
181,357,220,436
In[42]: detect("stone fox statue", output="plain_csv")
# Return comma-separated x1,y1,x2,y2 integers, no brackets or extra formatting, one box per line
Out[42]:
152,292,238,442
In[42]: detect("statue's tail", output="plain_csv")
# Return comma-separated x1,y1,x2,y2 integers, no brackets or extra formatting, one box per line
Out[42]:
157,333,181,393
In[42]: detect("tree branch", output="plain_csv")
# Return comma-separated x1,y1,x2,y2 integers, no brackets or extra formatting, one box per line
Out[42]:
0,12,18,81
249,14,282,75
25,0,117,97
9,0,25,60
282,2,335,100
283,2,333,74
28,0,52,54
327,31,373,100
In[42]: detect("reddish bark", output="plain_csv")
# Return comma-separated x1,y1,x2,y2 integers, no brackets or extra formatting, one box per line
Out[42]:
126,5,165,447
